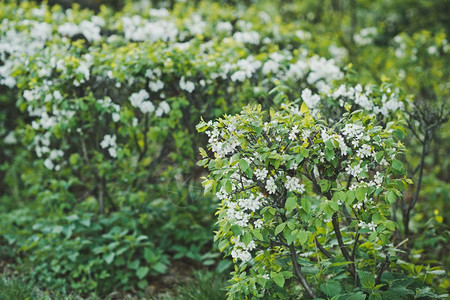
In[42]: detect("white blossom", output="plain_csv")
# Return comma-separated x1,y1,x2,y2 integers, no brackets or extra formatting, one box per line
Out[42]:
266,177,277,194
179,76,195,93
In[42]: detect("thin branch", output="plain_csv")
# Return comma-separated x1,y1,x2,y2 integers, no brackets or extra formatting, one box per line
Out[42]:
332,213,358,281
289,244,316,299
313,235,333,259
351,232,360,261
394,238,409,249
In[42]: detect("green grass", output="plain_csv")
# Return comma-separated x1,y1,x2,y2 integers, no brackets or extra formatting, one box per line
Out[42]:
0,275,89,300
1,270,228,300
170,270,228,300
0,276,43,300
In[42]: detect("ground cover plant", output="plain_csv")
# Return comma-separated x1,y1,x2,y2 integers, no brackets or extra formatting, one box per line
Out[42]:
0,0,448,298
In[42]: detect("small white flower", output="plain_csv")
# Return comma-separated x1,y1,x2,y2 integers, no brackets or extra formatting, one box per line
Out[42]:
289,125,300,141
367,222,377,231
255,168,268,181
353,202,363,210
266,177,277,194
254,219,264,229
112,112,120,122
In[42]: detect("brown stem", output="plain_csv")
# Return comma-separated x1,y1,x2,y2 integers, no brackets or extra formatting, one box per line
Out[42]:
351,232,360,261
289,244,316,299
332,213,358,281
313,235,333,259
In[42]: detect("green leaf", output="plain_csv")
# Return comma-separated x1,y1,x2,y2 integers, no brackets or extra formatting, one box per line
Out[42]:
136,267,149,279
242,232,252,246
386,190,396,204
224,180,232,194
392,159,404,172
129,260,139,270
325,148,335,162
231,225,242,236
356,188,366,201
346,190,356,205
275,223,286,236
320,280,342,297
301,198,311,213
297,230,308,245
144,248,156,263
330,199,339,211
285,229,297,245
285,196,297,213
385,220,397,230
138,280,147,289
152,262,167,274
104,252,115,264
319,180,331,193
239,159,249,172
358,270,375,289
325,140,334,150
253,229,263,241
272,273,285,287
375,151,384,163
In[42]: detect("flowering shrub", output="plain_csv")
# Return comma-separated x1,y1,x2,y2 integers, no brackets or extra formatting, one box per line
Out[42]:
0,0,354,295
0,0,448,297
198,102,445,299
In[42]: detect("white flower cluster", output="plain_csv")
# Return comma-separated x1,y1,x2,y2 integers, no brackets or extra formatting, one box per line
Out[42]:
100,134,118,158
332,84,405,117
254,168,269,181
225,193,265,228
320,129,349,154
58,19,102,42
121,16,178,42
233,31,260,44
231,235,257,263
98,97,121,122
238,194,265,212
179,76,195,93
146,68,164,92
354,27,377,46
205,120,241,158
358,221,377,231
341,123,366,141
301,88,321,110
129,89,155,113
216,21,233,33
285,53,343,94
345,162,367,178
265,177,277,194
262,52,286,75
284,176,305,193
289,125,300,141
0,19,53,87
230,56,262,82
356,144,372,158
43,149,64,171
